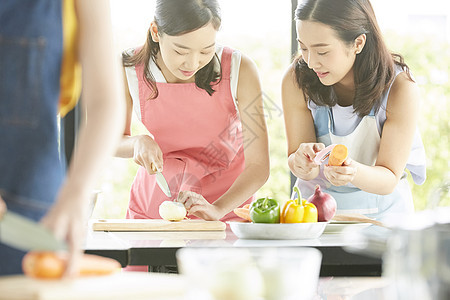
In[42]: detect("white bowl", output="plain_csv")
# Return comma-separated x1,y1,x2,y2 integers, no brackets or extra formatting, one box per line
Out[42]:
177,247,322,300
228,221,328,240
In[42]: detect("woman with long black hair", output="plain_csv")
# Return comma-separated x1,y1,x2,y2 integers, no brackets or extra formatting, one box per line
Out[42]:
117,0,269,224
282,0,426,220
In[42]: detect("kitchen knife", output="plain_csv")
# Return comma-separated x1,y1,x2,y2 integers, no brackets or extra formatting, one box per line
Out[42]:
0,211,67,252
156,172,172,197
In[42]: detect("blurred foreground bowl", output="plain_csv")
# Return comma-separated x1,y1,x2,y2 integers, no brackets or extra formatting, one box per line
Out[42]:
177,247,322,300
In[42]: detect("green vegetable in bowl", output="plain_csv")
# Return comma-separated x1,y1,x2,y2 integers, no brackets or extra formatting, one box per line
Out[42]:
249,197,280,223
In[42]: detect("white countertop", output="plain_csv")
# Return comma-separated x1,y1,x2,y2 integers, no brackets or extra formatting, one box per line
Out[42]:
84,223,371,250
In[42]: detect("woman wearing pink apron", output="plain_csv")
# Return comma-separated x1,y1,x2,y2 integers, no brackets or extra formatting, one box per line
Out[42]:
117,0,269,223
283,0,426,221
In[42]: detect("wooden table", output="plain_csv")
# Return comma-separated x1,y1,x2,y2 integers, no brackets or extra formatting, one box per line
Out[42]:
84,223,383,276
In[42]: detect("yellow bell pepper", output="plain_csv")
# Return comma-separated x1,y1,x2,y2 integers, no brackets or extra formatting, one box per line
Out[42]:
281,187,318,223
281,198,304,223
302,199,318,223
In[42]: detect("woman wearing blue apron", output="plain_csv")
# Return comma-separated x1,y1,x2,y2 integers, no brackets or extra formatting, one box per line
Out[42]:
282,0,426,221
0,0,124,275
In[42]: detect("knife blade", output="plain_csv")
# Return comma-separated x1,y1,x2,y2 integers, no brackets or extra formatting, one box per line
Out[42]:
156,172,172,197
0,211,67,252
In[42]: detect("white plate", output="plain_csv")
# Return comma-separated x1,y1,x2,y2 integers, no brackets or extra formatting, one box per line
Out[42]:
227,221,328,240
324,222,372,234
329,221,371,224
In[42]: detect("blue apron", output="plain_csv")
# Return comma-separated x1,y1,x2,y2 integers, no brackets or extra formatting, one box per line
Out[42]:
0,0,64,275
295,107,413,220
295,70,426,221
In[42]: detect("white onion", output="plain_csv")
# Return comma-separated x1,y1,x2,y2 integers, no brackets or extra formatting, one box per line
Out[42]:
159,201,187,221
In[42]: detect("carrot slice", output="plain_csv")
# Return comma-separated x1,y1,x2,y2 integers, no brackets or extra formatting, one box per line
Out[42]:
328,144,348,166
233,205,251,222
22,251,121,279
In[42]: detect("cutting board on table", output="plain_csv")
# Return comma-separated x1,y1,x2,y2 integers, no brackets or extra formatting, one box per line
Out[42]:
332,213,386,227
0,272,187,300
92,219,226,232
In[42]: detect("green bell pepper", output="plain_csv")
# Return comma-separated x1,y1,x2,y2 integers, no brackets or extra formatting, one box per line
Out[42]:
249,197,280,223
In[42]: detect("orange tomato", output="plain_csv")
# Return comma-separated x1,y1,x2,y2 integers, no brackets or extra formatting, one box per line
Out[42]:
22,251,121,279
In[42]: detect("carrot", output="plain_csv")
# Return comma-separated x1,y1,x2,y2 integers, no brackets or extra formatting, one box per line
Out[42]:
22,251,121,279
233,204,251,222
328,144,348,166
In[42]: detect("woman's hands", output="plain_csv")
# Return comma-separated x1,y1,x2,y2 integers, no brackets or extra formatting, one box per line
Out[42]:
291,142,358,186
40,186,90,277
289,143,325,180
176,191,225,221
323,158,358,186
133,135,164,174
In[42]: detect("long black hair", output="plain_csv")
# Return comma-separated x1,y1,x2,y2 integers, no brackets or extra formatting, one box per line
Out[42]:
123,0,222,99
293,0,412,116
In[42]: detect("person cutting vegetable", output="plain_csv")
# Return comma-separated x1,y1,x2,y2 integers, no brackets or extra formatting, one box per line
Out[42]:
282,0,426,220
116,0,269,222
0,0,124,276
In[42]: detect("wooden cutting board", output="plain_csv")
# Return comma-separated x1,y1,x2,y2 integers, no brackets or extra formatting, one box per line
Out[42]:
332,213,387,227
92,219,226,232
0,273,187,300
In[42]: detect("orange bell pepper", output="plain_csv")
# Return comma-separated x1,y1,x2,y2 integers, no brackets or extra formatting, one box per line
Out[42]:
281,187,318,223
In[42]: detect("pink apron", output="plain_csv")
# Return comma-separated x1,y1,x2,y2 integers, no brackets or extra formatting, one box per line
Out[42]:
126,47,252,221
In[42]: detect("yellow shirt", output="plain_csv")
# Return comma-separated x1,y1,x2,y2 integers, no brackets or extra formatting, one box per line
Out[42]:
59,0,82,117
